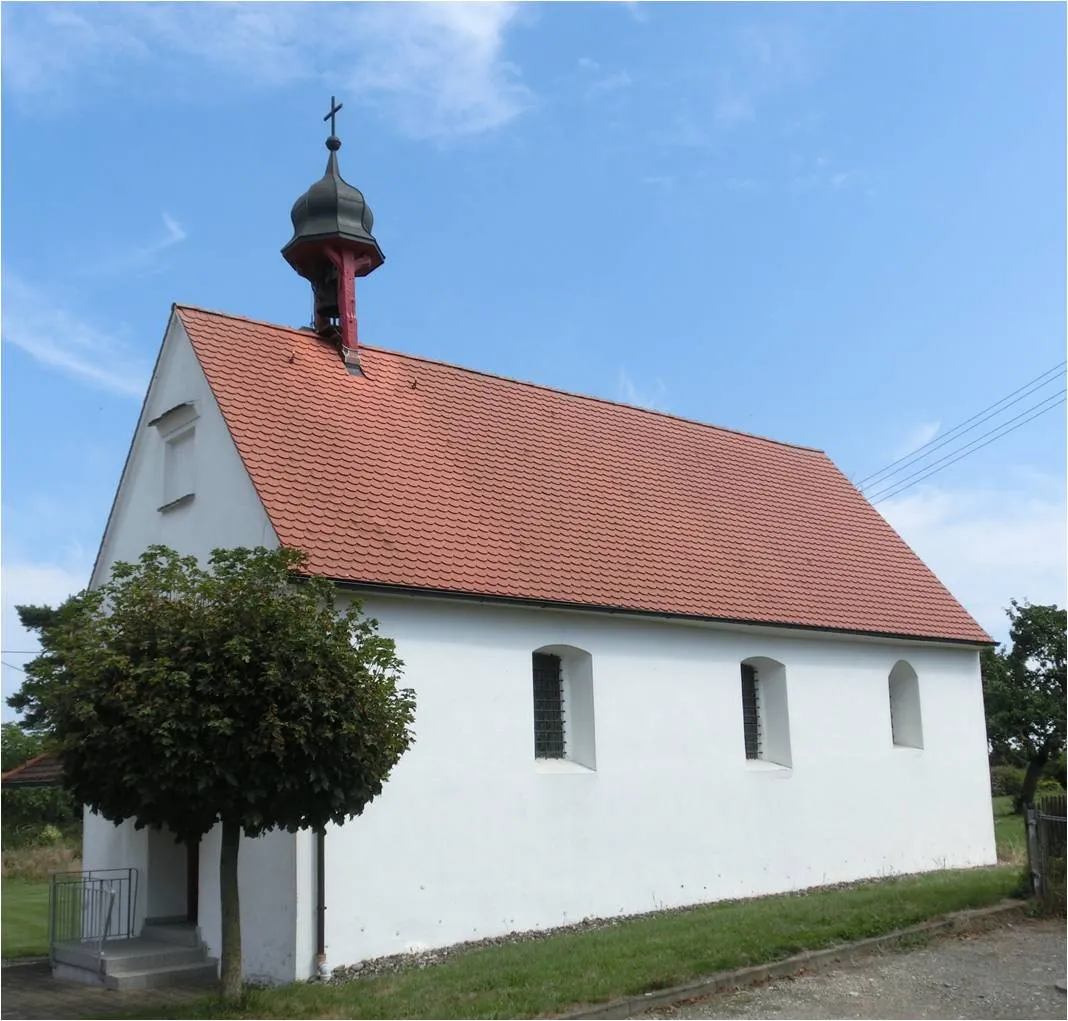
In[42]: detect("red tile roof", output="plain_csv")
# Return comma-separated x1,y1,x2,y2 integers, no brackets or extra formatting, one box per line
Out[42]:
176,306,990,645
1,751,63,789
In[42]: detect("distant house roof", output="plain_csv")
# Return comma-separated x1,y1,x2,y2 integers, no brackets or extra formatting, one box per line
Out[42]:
174,305,990,646
1,752,63,789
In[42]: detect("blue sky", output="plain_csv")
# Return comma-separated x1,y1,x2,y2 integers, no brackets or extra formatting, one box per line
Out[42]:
2,2,1065,713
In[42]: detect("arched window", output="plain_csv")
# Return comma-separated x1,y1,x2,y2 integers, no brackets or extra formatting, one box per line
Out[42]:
532,645,595,769
739,657,792,768
889,660,923,749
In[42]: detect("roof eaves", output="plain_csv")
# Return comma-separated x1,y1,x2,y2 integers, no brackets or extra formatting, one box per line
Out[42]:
327,577,995,648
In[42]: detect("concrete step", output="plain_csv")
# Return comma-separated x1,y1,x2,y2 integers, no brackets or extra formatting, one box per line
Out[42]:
103,959,219,990
54,938,205,974
140,923,203,948
106,946,208,974
52,937,217,990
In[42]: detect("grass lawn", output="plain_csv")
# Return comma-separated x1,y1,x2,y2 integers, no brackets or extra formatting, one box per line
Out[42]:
1,879,50,958
146,865,1019,1020
993,795,1027,864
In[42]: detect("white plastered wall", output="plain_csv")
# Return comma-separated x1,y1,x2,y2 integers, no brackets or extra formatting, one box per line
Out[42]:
82,312,300,982
320,594,995,971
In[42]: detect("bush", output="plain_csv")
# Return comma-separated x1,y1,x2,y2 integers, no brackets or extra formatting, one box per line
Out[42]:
0,788,79,848
1047,754,1067,790
1036,778,1066,798
991,764,1026,798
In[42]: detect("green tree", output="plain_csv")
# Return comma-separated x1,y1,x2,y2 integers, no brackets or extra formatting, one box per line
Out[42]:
8,545,415,1000
2,721,46,772
981,600,1066,811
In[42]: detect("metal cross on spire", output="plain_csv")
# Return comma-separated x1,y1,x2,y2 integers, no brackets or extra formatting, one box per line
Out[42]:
324,96,343,137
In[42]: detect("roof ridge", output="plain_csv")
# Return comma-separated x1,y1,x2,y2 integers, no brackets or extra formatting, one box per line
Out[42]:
174,304,826,456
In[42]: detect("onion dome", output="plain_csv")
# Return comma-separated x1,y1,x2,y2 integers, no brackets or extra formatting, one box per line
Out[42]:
282,135,384,276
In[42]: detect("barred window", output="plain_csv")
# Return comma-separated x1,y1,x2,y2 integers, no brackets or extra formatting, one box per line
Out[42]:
740,663,761,760
533,652,565,759
740,657,792,768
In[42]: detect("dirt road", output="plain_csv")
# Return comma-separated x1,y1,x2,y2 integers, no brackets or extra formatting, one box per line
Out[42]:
644,917,1066,1020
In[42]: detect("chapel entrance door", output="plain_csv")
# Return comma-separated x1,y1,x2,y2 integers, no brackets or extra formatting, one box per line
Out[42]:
145,827,199,924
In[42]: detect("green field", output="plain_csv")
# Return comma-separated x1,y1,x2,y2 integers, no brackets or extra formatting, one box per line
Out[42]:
1,879,50,958
992,795,1027,864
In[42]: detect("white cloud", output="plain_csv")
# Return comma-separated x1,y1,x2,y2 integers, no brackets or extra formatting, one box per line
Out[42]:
879,479,1067,643
1,275,148,397
713,22,813,127
82,211,188,280
2,560,91,722
788,153,854,193
618,369,667,412
577,57,600,71
714,73,755,125
0,5,151,103
892,419,941,460
586,70,633,101
345,3,533,138
724,177,759,191
2,3,533,140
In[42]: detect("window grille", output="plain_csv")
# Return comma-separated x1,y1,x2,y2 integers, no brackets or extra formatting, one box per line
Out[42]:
533,652,565,759
741,663,761,760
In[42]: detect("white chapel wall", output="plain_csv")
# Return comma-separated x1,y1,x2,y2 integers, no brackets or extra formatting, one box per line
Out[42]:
84,314,297,979
321,594,995,970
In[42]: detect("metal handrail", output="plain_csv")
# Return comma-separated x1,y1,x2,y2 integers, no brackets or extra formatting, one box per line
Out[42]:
48,868,139,966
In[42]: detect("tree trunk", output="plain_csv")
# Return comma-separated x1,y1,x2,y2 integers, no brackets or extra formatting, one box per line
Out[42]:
219,818,243,1001
1017,746,1050,812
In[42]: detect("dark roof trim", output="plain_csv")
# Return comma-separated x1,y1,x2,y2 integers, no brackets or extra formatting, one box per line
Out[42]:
325,578,994,649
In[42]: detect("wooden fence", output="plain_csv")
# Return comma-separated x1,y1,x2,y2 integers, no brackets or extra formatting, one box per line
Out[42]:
1026,793,1066,913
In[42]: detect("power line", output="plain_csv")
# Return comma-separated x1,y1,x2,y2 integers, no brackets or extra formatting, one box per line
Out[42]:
866,389,1065,502
0,651,38,655
869,394,1065,504
857,361,1066,490
1,661,26,673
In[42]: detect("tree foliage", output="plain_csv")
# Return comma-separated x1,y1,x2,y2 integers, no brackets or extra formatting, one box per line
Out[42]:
8,545,416,996
2,721,47,772
982,600,1066,809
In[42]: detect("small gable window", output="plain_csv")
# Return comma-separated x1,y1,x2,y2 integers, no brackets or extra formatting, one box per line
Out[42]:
152,401,199,512
532,645,596,770
163,427,196,509
889,660,923,749
739,657,792,768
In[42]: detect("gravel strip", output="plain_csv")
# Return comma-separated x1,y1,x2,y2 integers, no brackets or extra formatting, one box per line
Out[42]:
641,917,1067,1020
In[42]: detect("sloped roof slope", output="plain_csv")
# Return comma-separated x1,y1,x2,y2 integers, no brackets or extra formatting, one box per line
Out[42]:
175,306,990,645
1,752,63,789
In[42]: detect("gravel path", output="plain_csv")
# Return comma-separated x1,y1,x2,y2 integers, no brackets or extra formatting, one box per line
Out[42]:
643,917,1066,1020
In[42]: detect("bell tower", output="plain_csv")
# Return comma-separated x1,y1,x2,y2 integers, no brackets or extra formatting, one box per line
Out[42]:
282,97,384,372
